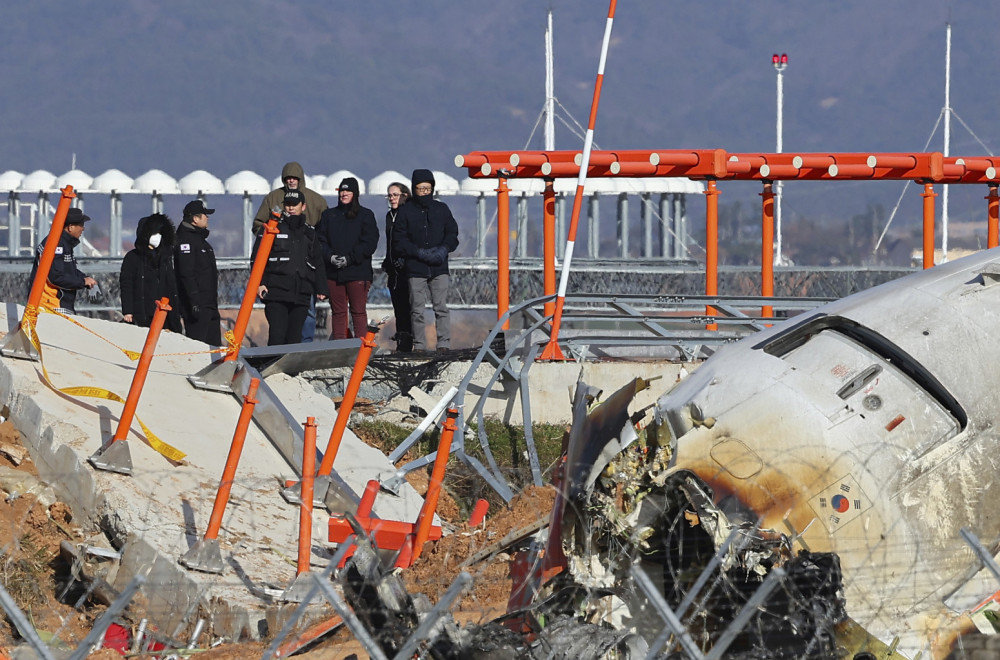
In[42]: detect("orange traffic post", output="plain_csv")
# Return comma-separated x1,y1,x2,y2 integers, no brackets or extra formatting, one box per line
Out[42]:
922,182,937,269
89,297,172,476
409,407,459,565
543,178,557,318
316,323,379,478
297,417,317,576
760,182,775,318
179,377,261,574
497,177,511,330
705,180,719,331
468,499,490,527
225,213,281,362
0,185,76,361
987,184,999,249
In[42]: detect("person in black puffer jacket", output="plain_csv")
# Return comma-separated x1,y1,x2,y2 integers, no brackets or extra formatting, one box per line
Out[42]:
174,199,221,345
254,190,328,346
316,177,379,339
119,213,182,331
391,169,459,351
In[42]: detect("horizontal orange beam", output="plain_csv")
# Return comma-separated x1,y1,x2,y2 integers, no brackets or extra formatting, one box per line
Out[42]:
457,149,1000,184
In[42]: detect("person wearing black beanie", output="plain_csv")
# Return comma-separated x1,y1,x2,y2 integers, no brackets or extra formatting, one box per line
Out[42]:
316,177,379,339
391,168,460,351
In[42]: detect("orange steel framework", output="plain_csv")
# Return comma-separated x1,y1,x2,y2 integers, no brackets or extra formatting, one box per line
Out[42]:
458,149,1000,355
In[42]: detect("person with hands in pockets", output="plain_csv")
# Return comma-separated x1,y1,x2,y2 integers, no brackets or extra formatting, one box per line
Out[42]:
254,189,327,346
316,177,378,340
174,200,221,345
391,169,459,351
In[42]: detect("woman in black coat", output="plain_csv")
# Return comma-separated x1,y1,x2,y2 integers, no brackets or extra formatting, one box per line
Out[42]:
120,213,183,332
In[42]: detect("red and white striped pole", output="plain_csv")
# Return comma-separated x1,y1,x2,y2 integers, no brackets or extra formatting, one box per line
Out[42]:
540,0,618,360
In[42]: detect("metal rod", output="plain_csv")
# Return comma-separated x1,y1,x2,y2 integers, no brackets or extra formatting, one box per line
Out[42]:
633,564,705,660
68,575,146,660
704,567,786,660
314,572,389,660
391,572,472,660
0,580,57,660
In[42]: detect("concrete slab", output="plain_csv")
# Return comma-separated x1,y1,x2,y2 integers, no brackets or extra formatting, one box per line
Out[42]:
0,305,425,641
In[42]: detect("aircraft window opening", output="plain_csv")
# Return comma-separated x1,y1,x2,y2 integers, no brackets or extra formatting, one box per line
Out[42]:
755,314,967,429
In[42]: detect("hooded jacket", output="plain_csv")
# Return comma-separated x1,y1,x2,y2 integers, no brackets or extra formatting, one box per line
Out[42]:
253,162,329,231
120,214,182,331
316,199,379,284
252,212,326,306
391,170,460,279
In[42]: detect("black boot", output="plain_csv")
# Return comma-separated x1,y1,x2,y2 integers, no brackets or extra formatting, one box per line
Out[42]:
396,331,413,353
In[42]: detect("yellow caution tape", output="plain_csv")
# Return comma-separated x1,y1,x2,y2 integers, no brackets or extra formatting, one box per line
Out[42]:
23,309,187,463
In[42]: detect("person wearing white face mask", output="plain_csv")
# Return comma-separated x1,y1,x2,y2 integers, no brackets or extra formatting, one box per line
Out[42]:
119,213,183,331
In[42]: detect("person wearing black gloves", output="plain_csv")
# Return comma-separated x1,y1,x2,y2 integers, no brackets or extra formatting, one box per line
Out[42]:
31,207,97,314
174,200,221,345
119,213,182,331
254,190,327,346
316,177,378,340
382,182,412,352
391,169,459,351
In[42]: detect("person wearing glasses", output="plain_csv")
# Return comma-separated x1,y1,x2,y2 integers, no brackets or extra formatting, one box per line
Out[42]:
316,177,379,340
391,169,459,352
382,182,413,352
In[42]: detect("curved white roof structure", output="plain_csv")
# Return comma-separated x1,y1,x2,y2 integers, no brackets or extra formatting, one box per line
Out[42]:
91,169,134,193
19,170,57,192
55,169,94,192
322,170,366,195
431,170,459,195
368,170,408,195
0,171,24,193
225,171,270,195
178,170,225,195
268,174,326,191
133,170,179,194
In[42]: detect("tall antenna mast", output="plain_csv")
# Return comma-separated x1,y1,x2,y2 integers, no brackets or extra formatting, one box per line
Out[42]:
544,8,555,150
941,22,952,261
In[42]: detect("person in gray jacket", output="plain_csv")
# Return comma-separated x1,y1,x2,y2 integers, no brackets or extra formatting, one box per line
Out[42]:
391,169,459,351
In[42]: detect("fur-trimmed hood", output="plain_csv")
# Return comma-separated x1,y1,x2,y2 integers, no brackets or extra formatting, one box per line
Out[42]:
135,213,176,251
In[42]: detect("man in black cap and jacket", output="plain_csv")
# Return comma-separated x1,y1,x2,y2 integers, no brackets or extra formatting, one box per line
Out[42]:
174,200,221,345
31,207,97,314
391,169,459,351
254,190,327,346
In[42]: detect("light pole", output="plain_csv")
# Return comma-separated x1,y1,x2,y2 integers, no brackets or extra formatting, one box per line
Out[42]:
772,53,788,265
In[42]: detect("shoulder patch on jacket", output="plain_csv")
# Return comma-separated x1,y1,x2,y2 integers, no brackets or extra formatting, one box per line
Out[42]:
55,247,63,255
179,243,191,253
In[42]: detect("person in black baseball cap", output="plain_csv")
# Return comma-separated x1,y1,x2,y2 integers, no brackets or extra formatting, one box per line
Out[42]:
174,199,221,345
29,207,97,313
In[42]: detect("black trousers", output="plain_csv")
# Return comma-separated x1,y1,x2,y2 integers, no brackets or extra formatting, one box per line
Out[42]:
183,306,222,346
388,270,412,335
265,300,309,346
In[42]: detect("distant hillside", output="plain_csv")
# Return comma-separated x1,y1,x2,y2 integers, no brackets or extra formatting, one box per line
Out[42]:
0,1,996,229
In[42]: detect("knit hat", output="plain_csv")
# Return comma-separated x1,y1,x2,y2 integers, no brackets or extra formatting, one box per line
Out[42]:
411,169,435,193
338,177,360,195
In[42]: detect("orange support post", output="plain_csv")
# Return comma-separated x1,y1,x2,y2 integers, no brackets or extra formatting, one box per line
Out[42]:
203,378,259,542
297,417,317,576
497,177,511,330
357,479,379,517
24,186,75,322
988,184,999,249
760,182,775,318
705,180,719,331
922,182,937,269
543,179,556,318
468,499,489,527
111,298,172,443
225,214,280,361
410,407,458,564
316,324,378,477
